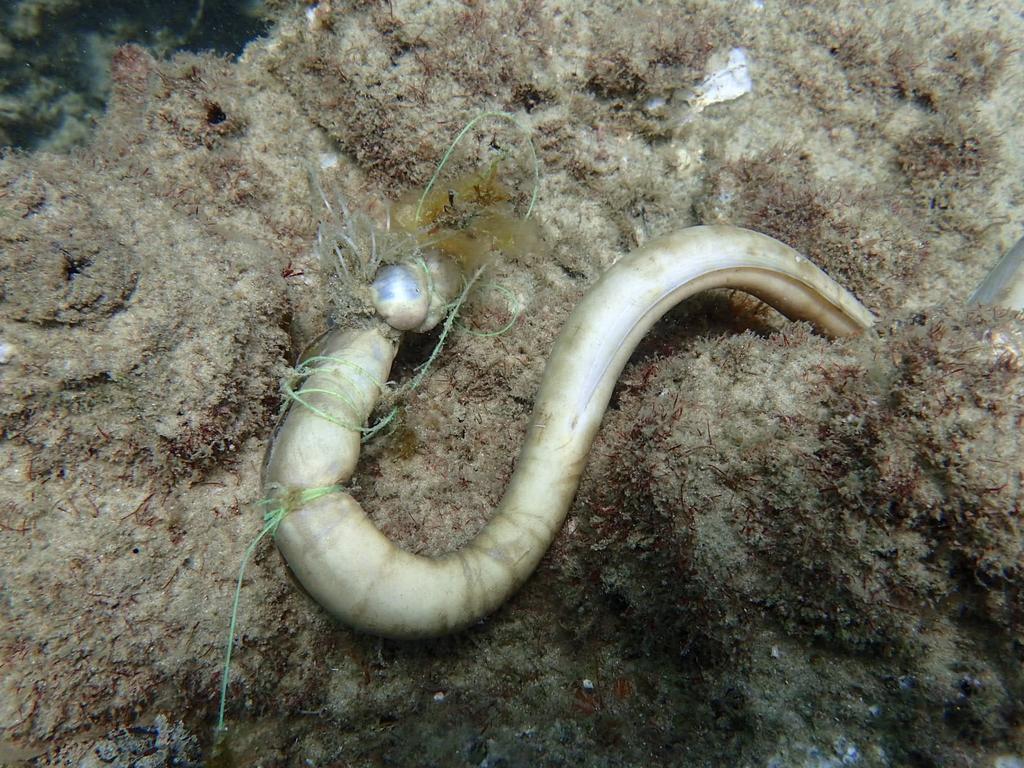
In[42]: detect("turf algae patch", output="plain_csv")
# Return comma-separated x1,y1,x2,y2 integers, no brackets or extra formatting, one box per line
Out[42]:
3,0,1024,765
0,42,325,760
576,309,1023,764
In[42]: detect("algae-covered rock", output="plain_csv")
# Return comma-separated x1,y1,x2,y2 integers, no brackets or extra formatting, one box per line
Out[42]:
1,1,1022,766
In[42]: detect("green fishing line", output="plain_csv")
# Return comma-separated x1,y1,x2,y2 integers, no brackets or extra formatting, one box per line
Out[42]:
415,110,540,226
215,484,344,734
399,266,485,397
284,354,396,441
457,280,522,338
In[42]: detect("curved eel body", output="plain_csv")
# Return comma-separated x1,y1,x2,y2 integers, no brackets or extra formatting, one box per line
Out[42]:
264,225,876,638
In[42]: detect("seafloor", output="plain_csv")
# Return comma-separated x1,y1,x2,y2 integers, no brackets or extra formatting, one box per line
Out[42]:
1,1,1023,766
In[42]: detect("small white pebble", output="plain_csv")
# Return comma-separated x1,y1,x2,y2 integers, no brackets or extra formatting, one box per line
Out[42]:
671,145,697,174
644,96,668,114
581,678,595,691
0,340,14,364
432,691,446,703
985,329,1022,370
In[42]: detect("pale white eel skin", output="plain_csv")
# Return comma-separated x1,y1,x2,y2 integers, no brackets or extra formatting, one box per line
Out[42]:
264,224,876,639
969,233,1024,311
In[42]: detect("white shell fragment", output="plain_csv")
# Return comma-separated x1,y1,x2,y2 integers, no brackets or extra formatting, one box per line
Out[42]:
370,263,430,331
689,48,752,113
